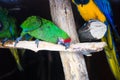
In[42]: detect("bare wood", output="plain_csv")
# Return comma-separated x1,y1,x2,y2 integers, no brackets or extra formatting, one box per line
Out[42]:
78,20,107,41
0,41,106,56
49,0,89,80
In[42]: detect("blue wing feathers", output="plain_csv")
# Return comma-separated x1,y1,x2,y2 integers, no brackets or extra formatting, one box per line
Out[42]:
94,0,120,38
94,0,112,16
94,0,120,66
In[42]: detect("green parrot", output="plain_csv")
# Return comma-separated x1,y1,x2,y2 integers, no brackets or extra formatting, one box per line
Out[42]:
0,7,23,71
15,16,71,49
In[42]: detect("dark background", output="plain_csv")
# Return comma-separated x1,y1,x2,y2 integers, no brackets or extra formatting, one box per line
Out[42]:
0,0,120,80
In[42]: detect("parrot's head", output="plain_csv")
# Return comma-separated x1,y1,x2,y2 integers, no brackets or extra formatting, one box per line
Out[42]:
57,38,71,49
21,16,42,32
72,0,89,5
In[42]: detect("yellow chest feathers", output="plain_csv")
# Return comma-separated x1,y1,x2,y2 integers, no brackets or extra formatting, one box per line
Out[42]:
77,0,106,22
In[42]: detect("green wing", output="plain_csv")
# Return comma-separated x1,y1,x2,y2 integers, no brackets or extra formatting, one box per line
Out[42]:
20,16,70,43
26,17,69,43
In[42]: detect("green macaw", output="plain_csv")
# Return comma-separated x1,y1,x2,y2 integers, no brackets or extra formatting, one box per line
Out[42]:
15,16,71,49
0,7,23,71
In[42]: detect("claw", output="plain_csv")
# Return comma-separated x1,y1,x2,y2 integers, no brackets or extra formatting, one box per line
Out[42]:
35,39,39,48
64,43,70,49
14,36,22,47
1,38,8,46
57,38,70,49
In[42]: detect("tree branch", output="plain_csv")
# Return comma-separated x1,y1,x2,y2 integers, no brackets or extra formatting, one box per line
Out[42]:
0,41,106,56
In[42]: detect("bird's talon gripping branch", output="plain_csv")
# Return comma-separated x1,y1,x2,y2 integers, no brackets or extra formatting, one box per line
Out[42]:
14,36,22,46
35,39,39,48
64,43,70,49
1,38,8,46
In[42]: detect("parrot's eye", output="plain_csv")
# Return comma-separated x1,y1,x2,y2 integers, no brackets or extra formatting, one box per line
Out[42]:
0,21,3,31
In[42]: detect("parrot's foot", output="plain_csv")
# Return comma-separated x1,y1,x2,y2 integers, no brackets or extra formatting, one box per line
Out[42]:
1,38,8,46
57,38,70,49
14,36,22,46
35,39,39,48
64,43,70,49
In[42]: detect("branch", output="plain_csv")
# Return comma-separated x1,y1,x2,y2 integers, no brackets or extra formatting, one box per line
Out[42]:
0,41,106,56
78,20,107,41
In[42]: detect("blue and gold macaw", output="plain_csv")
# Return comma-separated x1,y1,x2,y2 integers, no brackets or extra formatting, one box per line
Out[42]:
72,0,120,79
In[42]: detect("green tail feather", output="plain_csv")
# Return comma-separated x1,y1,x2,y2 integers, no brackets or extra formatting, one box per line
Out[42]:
9,48,23,71
0,7,24,71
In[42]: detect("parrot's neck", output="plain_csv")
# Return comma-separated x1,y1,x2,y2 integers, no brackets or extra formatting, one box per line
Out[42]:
64,38,71,43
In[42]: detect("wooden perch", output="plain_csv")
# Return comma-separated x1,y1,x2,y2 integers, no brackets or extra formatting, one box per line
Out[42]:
78,20,107,41
49,0,104,80
0,41,106,56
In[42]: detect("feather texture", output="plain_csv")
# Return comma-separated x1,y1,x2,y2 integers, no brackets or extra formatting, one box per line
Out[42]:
0,7,23,71
72,0,120,79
